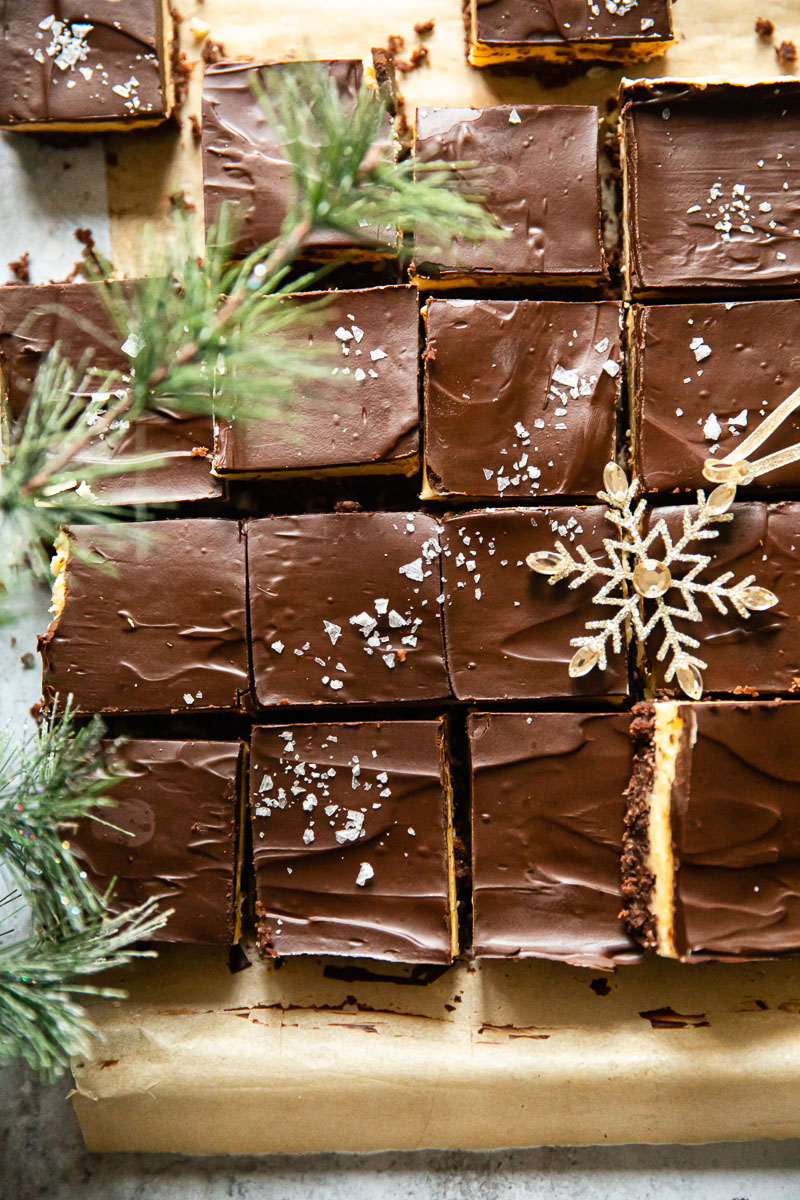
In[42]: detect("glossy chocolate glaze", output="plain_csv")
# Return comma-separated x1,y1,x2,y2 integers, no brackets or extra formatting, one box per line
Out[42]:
251,720,453,962
644,502,800,697
623,82,800,297
474,0,673,45
0,0,168,127
424,298,620,500
40,519,248,714
413,105,603,283
0,282,219,504
441,507,629,701
631,300,800,493
214,286,420,475
203,59,390,259
247,512,450,706
69,739,242,944
669,702,800,959
469,711,640,967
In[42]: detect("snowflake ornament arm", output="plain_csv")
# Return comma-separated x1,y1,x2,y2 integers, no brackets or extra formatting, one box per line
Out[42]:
527,463,779,699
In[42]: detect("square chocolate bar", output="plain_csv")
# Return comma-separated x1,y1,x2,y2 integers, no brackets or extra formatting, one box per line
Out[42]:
423,298,621,501
0,282,219,504
641,502,800,698
469,711,641,968
250,719,456,962
213,286,420,478
69,739,243,944
247,512,450,706
629,299,800,493
624,700,800,960
203,57,394,259
441,507,629,702
622,81,800,298
40,518,248,714
0,2,172,130
413,105,604,288
468,0,674,66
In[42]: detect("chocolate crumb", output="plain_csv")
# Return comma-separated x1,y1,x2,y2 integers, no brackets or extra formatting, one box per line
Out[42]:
188,114,202,146
396,45,429,73
202,39,228,64
19,652,35,670
589,977,611,996
386,34,405,56
755,16,774,37
414,18,435,35
334,499,363,513
7,252,30,283
777,39,798,65
170,190,196,212
169,4,192,105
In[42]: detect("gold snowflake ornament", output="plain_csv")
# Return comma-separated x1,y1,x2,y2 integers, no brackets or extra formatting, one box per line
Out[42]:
527,463,778,700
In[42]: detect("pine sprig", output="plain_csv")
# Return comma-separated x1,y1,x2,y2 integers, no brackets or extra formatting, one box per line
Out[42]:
0,700,123,937
0,895,166,1080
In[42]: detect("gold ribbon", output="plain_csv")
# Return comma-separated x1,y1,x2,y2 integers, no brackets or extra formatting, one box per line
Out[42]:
703,383,800,486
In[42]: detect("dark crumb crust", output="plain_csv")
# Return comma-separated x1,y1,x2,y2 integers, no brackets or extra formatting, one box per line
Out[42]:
255,898,275,958
621,701,657,947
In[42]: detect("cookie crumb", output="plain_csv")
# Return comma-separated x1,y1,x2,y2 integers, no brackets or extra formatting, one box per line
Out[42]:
777,38,798,64
755,16,774,37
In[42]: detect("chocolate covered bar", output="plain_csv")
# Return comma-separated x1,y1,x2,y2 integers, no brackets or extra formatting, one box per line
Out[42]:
629,300,800,493
247,512,450,707
0,282,220,505
250,719,456,962
68,739,244,944
623,700,800,960
468,0,674,66
40,518,248,714
413,105,604,288
621,81,800,298
203,57,394,260
441,508,629,701
469,711,641,968
0,1,173,131
213,286,420,478
640,502,800,697
422,298,621,501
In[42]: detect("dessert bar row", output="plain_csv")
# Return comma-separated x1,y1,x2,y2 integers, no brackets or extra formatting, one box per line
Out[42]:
6,282,800,502
71,700,800,968
41,507,800,711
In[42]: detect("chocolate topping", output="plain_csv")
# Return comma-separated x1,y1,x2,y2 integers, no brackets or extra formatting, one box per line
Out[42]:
0,282,219,504
670,702,800,959
424,298,620,500
623,81,800,297
473,0,673,45
40,518,248,714
0,1,170,128
469,711,640,968
247,512,450,706
644,502,800,697
214,286,420,475
251,719,453,962
441,507,629,701
203,59,392,259
69,739,242,944
631,300,800,493
413,105,604,284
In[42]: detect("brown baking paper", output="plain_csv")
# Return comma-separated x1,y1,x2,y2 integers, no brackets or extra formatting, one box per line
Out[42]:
72,0,800,1152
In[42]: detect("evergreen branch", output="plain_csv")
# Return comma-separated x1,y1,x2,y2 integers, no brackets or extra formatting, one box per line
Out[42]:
0,897,167,1080
252,63,506,258
0,700,123,937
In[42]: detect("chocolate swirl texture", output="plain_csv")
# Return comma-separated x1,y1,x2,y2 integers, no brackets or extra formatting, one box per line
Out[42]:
247,512,450,707
250,720,454,962
623,82,800,297
671,702,800,959
441,506,629,701
413,105,604,284
424,298,620,500
468,711,641,968
69,739,242,944
40,518,249,714
0,0,168,127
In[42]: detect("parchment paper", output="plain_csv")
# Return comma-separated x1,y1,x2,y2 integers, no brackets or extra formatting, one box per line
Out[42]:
70,0,800,1152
